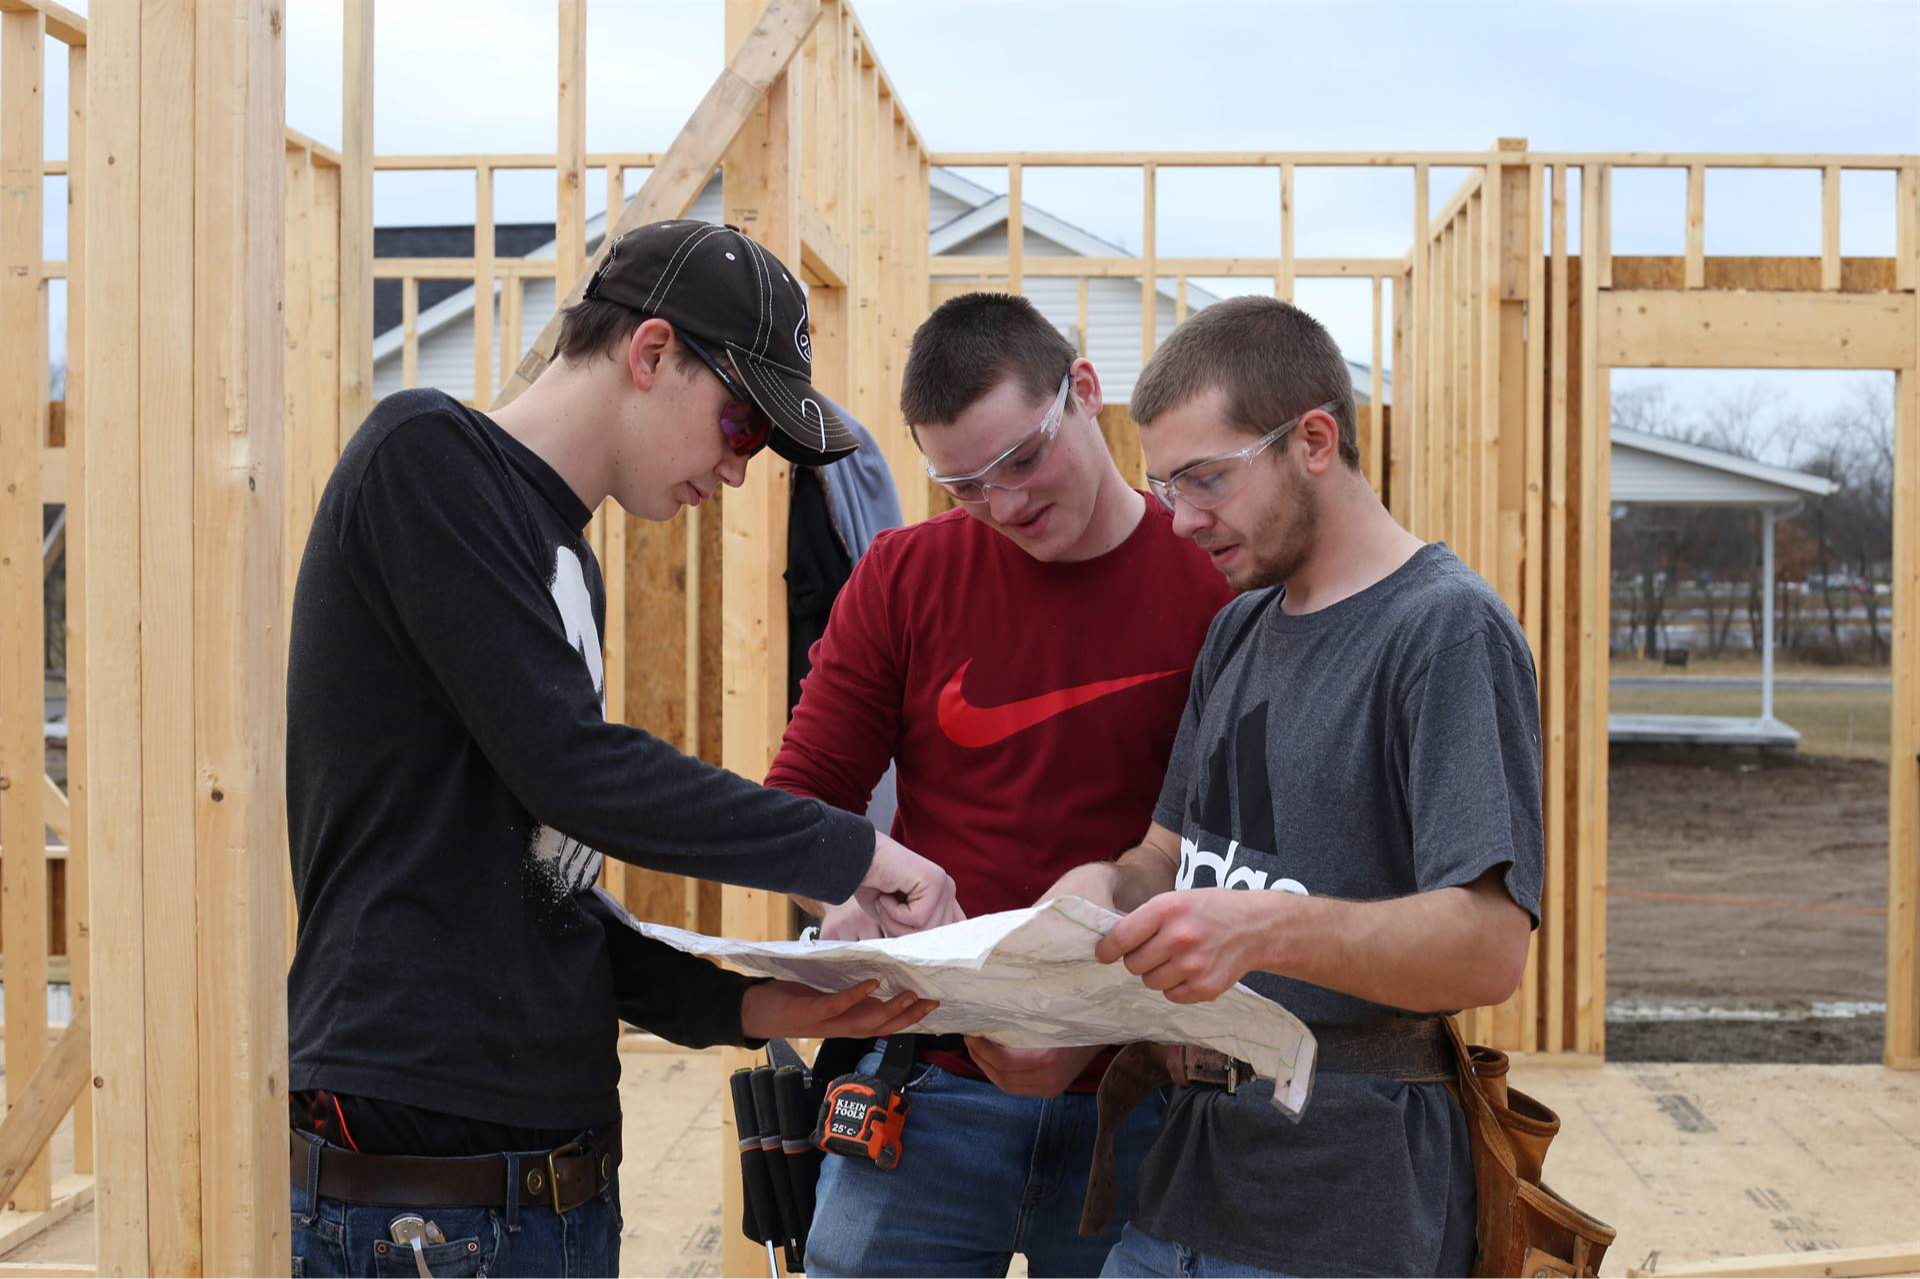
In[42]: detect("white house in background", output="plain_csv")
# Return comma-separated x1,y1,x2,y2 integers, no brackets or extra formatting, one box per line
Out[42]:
1607,427,1837,752
372,168,1386,407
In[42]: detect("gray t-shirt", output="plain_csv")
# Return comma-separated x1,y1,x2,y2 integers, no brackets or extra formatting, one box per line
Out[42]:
1133,543,1544,1278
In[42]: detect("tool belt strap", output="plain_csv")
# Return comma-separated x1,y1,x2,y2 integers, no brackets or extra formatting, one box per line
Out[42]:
1079,1018,1452,1237
289,1124,621,1213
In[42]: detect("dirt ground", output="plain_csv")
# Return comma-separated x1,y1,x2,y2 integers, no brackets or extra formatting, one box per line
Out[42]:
1605,751,1889,1063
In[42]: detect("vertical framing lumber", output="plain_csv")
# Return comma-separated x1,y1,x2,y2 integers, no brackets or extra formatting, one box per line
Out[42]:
1409,163,1428,535
1390,266,1408,523
0,5,53,1214
1576,164,1604,1056
84,0,150,1262
1891,197,1920,1063
1897,165,1916,294
1278,162,1295,303
190,1,288,1266
400,278,418,386
1368,277,1383,494
339,0,372,445
1006,161,1023,295
64,37,93,1174
1076,277,1089,356
137,3,203,1260
556,1,586,288
1596,162,1612,290
718,2,800,1270
1685,164,1705,289
83,3,290,1270
1546,163,1570,1053
1141,161,1157,369
473,164,493,401
1822,164,1842,291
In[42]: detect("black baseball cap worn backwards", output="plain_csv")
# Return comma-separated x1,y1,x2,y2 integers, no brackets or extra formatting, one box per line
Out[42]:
583,219,859,466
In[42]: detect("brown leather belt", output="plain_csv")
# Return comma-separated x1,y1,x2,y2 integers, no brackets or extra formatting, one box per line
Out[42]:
289,1125,621,1214
1080,1018,1453,1236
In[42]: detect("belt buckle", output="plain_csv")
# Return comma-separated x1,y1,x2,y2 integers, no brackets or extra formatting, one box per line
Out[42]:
545,1141,584,1215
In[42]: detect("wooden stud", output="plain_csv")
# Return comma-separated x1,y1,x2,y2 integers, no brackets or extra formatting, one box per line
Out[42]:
0,6,52,1216
1897,164,1916,293
1390,267,1408,524
1823,163,1843,291
1278,162,1295,302
1685,164,1705,289
400,277,418,387
339,0,372,445
1368,276,1383,492
1596,163,1612,290
1547,164,1571,1054
1176,275,1188,327
1410,164,1428,536
1142,162,1157,370
190,1,289,1269
718,3,802,1271
82,0,151,1262
1076,276,1089,357
1891,281,1920,1064
1006,162,1023,295
556,2,586,287
1577,164,1603,1056
473,164,493,401
62,38,91,1173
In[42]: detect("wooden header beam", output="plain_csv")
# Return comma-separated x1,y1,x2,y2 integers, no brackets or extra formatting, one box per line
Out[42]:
930,149,1919,169
492,0,825,408
1597,289,1917,370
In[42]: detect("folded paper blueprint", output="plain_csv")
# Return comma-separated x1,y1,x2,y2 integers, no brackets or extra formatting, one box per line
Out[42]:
613,891,1317,1116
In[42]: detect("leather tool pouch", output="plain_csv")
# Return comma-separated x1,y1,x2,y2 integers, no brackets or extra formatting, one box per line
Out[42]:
1443,1017,1617,1278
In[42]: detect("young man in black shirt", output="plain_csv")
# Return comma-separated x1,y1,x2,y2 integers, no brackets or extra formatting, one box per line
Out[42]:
286,220,959,1277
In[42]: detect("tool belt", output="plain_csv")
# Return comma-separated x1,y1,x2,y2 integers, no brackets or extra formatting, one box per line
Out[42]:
288,1125,620,1215
1079,1017,1454,1236
1079,1018,1616,1279
1440,1017,1616,1278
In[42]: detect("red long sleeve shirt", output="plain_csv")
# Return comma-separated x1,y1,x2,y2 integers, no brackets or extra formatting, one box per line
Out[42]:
768,499,1235,921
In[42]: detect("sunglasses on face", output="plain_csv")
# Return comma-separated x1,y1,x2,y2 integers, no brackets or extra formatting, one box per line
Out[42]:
923,372,1073,504
678,332,773,458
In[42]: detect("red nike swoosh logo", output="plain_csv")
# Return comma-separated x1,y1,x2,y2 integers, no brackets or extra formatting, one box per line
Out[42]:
937,660,1187,748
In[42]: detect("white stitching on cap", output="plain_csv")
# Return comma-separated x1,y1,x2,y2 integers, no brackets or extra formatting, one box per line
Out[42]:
744,235,772,355
646,223,729,313
641,222,706,310
736,355,844,452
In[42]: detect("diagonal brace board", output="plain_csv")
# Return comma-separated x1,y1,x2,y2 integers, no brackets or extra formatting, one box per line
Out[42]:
491,0,825,409
0,1005,89,1210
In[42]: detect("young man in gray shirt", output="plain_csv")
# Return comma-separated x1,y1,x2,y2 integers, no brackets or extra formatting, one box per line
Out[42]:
1049,295,1543,1277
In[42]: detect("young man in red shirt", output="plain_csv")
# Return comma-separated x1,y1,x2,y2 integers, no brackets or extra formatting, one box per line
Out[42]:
764,293,1235,1277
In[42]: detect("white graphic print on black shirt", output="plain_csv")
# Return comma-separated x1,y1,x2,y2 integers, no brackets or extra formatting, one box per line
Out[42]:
533,545,606,892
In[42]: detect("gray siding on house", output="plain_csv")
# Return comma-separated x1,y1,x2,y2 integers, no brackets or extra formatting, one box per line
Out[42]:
373,182,725,403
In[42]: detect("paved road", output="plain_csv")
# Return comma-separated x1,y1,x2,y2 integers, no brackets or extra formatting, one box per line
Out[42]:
1610,676,1890,692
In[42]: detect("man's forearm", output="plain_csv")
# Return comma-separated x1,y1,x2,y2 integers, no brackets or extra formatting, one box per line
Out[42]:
1046,840,1178,914
1258,878,1529,1012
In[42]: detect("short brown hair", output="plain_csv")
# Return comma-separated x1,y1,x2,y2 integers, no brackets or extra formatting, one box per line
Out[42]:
1132,296,1359,469
554,298,701,375
901,292,1075,429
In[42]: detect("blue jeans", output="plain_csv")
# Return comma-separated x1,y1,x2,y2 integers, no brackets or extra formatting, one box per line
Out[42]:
289,1130,621,1278
1100,1223,1292,1278
805,1048,1167,1278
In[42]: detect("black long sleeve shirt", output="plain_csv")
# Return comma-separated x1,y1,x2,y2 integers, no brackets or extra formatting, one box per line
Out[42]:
286,389,871,1130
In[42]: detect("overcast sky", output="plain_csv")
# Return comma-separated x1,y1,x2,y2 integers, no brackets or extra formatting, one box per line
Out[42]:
35,0,1920,451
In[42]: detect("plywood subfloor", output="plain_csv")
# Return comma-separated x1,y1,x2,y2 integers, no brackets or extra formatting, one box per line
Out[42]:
9,1046,1917,1277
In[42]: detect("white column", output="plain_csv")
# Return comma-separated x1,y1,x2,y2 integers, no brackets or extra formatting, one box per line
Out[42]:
1762,507,1777,722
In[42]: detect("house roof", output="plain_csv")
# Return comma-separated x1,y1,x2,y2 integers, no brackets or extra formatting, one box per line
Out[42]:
1611,427,1837,507
373,223,557,338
